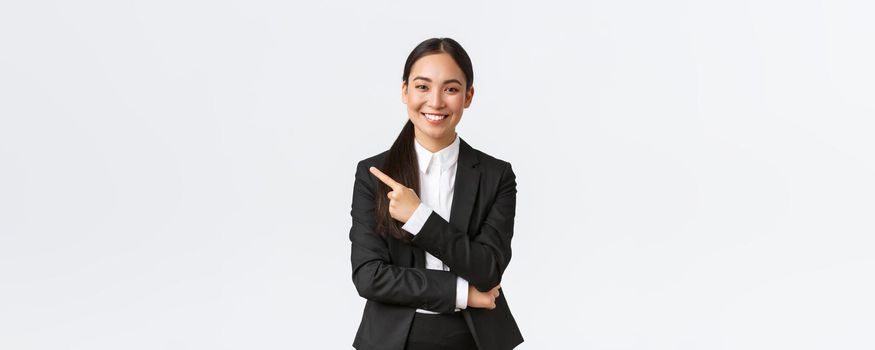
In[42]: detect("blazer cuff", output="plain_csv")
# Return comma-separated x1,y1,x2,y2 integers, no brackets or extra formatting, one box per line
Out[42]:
455,276,469,310
409,210,452,258
401,203,432,236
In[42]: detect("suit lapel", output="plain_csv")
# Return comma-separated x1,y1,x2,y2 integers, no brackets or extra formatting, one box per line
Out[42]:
450,137,481,235
410,137,481,268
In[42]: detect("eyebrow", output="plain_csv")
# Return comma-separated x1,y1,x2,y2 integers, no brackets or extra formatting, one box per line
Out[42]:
412,76,463,86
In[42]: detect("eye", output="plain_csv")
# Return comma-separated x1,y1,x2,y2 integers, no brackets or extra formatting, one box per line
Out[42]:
445,87,459,93
415,85,428,90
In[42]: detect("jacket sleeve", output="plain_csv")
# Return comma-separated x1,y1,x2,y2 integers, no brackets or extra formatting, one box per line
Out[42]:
349,160,459,314
410,161,517,292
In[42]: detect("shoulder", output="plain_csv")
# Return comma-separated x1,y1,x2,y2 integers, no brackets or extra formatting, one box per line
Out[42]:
475,147,511,170
355,150,389,171
463,140,515,180
352,150,390,191
351,150,389,197
464,137,511,166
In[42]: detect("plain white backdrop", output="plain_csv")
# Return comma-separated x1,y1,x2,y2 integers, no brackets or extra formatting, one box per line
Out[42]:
1,0,873,349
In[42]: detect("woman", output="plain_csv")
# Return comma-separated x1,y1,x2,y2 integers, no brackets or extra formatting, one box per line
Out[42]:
349,37,524,350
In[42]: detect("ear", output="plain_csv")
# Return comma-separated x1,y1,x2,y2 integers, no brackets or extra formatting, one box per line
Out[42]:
401,81,408,104
464,85,475,108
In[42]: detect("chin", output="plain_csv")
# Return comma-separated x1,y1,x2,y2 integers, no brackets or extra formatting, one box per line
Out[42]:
413,126,446,139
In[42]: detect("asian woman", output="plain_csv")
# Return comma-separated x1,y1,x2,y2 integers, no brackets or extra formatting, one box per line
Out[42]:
349,37,524,350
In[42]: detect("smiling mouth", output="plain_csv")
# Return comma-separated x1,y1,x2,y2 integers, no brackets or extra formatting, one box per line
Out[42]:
422,112,448,121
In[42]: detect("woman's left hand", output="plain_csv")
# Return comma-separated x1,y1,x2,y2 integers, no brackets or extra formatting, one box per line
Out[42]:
370,166,421,223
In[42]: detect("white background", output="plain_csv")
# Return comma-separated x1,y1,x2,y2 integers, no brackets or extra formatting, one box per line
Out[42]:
1,0,873,349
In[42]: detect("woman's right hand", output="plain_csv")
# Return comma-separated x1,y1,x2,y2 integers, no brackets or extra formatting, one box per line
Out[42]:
468,284,501,309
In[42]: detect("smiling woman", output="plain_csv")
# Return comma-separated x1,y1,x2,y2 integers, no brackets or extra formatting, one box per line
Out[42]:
404,53,471,134
349,38,524,350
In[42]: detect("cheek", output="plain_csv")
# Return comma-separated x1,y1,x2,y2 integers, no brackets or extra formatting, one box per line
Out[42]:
448,96,466,112
407,95,426,109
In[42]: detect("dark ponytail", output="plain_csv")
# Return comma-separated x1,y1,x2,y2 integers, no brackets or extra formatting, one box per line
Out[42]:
374,37,474,242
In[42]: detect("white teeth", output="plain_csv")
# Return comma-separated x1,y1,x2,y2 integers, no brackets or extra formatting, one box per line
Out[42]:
423,113,447,121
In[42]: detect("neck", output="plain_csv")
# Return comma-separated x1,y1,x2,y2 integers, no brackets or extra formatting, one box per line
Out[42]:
414,130,457,153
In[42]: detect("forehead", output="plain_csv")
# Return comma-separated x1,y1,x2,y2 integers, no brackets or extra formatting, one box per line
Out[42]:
409,53,465,82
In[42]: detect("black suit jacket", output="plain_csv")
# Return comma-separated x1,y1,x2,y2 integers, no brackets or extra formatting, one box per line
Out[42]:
350,138,524,350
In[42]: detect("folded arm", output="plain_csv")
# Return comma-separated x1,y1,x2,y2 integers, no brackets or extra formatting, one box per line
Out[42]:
408,162,517,292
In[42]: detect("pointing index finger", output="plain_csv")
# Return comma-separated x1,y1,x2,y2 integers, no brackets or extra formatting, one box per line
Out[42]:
369,166,402,190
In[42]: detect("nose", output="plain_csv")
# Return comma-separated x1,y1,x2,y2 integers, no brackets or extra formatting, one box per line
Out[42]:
427,89,444,109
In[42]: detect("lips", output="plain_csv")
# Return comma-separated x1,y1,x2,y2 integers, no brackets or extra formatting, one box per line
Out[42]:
422,112,448,122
